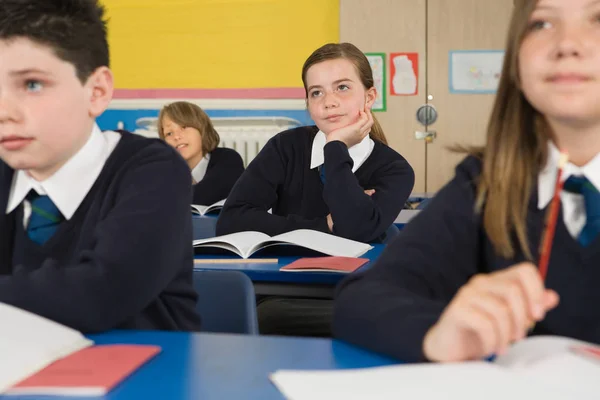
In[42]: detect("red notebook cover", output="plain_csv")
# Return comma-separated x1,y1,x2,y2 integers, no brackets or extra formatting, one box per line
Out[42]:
8,344,160,396
280,256,369,273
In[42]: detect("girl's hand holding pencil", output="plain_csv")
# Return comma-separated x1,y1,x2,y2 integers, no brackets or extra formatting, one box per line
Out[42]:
422,151,569,363
422,263,559,362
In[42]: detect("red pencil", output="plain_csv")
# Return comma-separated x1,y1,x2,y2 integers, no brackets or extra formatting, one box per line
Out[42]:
537,151,569,281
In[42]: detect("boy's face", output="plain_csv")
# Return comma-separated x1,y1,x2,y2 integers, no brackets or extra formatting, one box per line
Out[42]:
0,38,113,181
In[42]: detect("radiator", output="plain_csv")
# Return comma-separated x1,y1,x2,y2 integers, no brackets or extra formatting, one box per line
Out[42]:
134,116,302,166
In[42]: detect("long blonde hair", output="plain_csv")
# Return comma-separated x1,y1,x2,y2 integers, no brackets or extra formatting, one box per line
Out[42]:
468,0,549,259
301,42,388,145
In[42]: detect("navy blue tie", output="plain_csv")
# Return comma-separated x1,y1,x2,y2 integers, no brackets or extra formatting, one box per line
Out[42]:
26,192,64,245
319,165,326,184
563,175,600,246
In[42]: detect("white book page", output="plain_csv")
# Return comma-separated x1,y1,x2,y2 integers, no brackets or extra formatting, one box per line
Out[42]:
190,204,209,215
270,362,578,400
494,336,586,368
264,229,373,257
191,199,226,216
193,231,271,258
495,336,600,396
0,303,92,394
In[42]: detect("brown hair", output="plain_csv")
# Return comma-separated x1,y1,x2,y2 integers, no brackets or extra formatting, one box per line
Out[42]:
0,0,109,84
157,101,220,155
465,0,547,259
301,42,388,145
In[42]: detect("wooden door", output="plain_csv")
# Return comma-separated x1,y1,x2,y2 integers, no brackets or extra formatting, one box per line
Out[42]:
340,0,428,192
425,0,513,191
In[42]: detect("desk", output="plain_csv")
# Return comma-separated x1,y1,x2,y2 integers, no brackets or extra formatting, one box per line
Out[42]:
194,244,385,298
2,331,397,400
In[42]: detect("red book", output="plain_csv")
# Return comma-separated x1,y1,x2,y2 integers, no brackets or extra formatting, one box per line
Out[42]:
7,345,160,396
280,256,369,273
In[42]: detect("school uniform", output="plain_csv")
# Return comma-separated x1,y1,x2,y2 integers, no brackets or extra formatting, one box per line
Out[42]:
0,125,202,333
333,144,600,362
216,125,414,337
192,147,244,206
216,125,415,243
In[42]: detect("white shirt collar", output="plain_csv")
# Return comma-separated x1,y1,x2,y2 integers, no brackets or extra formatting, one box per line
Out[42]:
6,124,121,219
538,141,600,209
191,153,211,183
310,130,374,173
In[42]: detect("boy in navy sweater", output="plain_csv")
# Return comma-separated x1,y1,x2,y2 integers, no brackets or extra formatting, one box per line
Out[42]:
0,0,202,332
157,101,244,206
334,0,600,362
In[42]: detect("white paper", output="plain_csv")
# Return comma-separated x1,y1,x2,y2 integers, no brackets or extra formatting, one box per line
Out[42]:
0,303,92,394
450,51,504,93
366,54,385,111
271,335,599,400
191,199,226,216
270,362,580,400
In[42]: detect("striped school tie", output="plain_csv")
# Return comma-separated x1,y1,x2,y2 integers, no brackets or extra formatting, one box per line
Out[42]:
563,175,600,246
26,192,64,245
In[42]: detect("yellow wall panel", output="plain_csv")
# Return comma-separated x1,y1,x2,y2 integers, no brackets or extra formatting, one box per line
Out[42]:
102,0,340,89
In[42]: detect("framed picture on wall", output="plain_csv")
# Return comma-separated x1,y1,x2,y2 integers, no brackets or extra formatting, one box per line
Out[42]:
364,52,387,112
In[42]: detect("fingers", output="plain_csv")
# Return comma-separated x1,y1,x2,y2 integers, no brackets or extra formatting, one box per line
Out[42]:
456,302,504,358
450,281,512,357
425,263,560,362
326,214,334,232
470,277,528,345
364,189,375,196
543,289,560,310
498,263,547,321
358,109,374,138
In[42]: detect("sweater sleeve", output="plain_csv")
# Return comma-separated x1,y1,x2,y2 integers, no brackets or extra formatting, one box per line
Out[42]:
323,141,414,242
332,156,484,362
192,148,244,206
0,145,195,333
216,135,330,236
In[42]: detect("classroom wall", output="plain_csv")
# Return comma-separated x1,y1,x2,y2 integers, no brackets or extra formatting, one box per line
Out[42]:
102,0,340,93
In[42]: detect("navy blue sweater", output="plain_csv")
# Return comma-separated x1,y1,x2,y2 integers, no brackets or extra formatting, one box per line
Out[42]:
0,131,202,333
193,147,244,206
333,156,600,362
216,126,415,243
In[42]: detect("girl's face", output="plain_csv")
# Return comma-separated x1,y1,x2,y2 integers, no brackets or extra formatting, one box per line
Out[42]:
305,58,376,134
519,0,600,127
161,116,203,165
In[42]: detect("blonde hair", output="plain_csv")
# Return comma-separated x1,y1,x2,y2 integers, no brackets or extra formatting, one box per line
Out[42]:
466,0,548,259
301,42,388,145
157,101,220,155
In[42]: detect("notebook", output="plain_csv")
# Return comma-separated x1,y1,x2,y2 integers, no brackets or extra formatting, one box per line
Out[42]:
270,336,600,400
193,229,373,259
7,345,160,396
0,303,93,394
191,199,226,216
279,257,369,273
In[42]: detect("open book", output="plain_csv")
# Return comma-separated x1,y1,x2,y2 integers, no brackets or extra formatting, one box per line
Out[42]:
270,336,600,400
0,303,93,394
191,199,226,216
193,229,373,259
